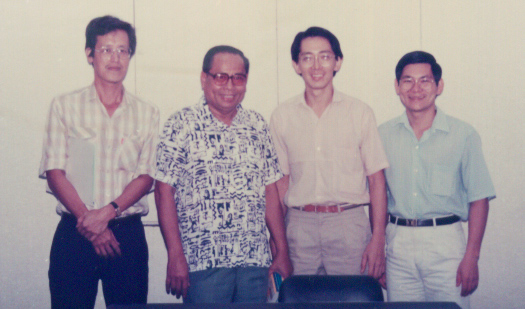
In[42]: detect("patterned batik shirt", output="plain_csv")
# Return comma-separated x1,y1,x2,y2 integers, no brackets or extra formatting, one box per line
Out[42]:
155,97,283,272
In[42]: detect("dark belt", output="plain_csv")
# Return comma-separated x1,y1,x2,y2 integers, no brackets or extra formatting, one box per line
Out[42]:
61,212,141,227
291,203,369,213
389,214,460,227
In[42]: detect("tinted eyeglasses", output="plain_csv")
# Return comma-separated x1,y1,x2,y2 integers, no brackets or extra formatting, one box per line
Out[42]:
207,73,247,86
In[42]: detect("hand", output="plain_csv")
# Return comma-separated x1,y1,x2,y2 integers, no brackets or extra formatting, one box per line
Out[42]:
91,229,121,258
166,253,190,299
269,252,293,280
77,206,114,241
456,254,479,296
360,235,386,279
378,272,387,289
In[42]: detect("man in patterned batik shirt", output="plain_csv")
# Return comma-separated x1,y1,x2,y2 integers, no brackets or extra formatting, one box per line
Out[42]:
154,45,292,304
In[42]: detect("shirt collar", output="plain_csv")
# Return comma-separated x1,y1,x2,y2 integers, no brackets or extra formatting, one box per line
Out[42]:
395,106,450,134
87,83,129,108
296,88,343,108
200,95,245,127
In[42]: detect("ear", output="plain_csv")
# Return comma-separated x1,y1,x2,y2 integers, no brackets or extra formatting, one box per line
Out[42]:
200,71,207,90
436,78,444,95
292,61,302,75
334,57,343,74
394,78,401,95
85,48,93,65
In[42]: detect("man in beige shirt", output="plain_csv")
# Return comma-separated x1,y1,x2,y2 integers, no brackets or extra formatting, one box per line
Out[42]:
269,27,388,280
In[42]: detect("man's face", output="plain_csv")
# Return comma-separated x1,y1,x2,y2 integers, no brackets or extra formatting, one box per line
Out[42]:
292,36,342,91
86,29,131,85
395,63,444,114
200,53,247,116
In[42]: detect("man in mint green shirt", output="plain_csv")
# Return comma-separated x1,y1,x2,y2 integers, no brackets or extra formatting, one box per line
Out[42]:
378,51,495,309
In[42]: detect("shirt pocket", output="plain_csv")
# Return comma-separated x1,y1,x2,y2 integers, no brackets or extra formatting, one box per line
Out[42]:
430,164,455,196
117,134,142,172
334,147,365,195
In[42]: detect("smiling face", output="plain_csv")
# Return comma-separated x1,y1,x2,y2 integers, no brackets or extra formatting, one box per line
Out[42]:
86,29,130,85
395,63,444,114
200,52,247,122
292,36,342,92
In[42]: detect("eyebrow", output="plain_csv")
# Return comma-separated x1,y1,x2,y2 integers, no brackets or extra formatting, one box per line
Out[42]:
300,50,334,55
400,75,433,79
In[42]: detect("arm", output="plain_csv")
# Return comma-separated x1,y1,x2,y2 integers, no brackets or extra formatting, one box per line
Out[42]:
456,198,489,296
275,175,290,217
76,174,153,241
265,182,293,279
46,169,121,257
155,180,189,299
361,169,387,280
46,169,89,218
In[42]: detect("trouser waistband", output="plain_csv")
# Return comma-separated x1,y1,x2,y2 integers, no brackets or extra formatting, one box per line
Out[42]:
389,214,460,227
61,212,142,227
291,203,369,213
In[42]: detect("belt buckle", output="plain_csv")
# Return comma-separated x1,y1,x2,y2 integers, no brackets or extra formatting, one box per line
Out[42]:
407,219,418,226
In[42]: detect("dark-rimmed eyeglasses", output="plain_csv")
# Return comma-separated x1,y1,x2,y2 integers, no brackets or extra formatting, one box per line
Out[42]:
207,72,247,86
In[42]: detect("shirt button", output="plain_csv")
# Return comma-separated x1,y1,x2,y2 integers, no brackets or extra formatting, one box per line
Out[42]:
415,145,419,150
413,192,418,197
414,168,418,173
316,147,321,151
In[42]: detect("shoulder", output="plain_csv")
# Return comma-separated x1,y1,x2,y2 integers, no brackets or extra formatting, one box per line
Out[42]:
273,93,304,114
168,105,200,123
378,115,404,137
240,107,268,128
52,85,91,104
443,113,477,136
335,91,374,114
125,90,159,114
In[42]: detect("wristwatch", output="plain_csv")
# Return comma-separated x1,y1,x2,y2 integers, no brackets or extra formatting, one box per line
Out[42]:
110,201,122,217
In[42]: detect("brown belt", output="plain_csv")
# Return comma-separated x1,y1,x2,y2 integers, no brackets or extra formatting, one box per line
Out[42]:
291,203,369,213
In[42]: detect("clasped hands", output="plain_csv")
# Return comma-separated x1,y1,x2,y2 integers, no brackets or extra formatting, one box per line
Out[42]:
77,205,121,258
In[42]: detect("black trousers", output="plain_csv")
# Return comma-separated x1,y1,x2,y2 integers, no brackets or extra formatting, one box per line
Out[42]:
49,214,148,309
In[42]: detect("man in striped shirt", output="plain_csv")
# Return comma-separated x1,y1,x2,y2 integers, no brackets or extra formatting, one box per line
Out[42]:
39,16,159,308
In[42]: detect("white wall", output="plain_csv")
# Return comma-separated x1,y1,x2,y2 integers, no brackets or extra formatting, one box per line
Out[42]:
1,1,524,308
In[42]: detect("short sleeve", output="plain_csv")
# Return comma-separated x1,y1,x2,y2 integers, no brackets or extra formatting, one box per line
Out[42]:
39,97,68,178
461,131,496,202
154,112,189,187
359,108,389,176
260,119,284,185
269,109,290,175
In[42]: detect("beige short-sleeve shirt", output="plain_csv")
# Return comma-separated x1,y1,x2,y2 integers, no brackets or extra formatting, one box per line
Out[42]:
270,90,389,207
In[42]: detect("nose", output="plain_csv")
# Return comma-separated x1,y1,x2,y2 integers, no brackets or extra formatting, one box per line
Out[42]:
109,51,119,62
224,77,234,88
413,80,424,91
312,56,321,69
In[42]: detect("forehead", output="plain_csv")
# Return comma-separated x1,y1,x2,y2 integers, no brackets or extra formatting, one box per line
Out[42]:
210,53,246,74
95,29,129,47
300,36,333,54
401,63,433,77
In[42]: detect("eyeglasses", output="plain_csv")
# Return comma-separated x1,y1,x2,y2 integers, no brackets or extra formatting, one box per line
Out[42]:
399,76,436,90
207,72,247,86
94,47,132,59
298,52,336,66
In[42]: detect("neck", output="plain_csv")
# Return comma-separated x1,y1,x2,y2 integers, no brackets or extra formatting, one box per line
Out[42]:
208,106,237,126
304,85,334,118
94,79,124,116
406,107,436,140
